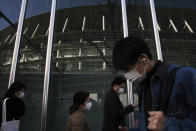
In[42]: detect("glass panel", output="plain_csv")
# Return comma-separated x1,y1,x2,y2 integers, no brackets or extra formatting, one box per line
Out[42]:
13,0,52,131
154,0,196,67
46,0,124,131
126,0,157,127
0,0,22,99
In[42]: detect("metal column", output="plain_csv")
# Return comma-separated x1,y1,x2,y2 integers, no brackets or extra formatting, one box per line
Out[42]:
121,0,134,128
8,0,27,88
149,0,163,61
40,0,56,130
127,80,135,127
121,0,129,38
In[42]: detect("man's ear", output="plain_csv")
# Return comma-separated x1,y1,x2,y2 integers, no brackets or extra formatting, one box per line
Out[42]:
138,54,149,65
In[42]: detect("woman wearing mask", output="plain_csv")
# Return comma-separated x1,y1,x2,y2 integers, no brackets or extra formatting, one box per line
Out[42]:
0,82,26,130
66,91,91,131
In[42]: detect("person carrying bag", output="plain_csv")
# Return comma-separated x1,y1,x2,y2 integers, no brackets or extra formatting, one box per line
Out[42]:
0,82,26,131
1,98,20,131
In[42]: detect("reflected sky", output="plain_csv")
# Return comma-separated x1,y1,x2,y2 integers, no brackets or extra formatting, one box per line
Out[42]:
0,0,196,31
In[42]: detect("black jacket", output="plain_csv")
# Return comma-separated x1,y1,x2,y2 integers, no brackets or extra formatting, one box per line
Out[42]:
102,89,134,131
0,97,25,124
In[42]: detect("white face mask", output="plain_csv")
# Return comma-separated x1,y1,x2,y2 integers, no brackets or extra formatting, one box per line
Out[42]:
117,88,124,94
124,64,146,81
17,92,25,98
85,102,92,111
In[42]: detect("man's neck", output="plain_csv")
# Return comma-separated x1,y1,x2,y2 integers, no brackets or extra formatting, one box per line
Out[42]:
147,61,156,74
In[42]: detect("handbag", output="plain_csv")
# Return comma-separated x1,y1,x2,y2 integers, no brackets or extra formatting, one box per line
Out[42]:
0,98,20,131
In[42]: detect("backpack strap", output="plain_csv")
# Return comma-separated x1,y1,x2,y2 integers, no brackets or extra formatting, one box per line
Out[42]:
161,67,181,112
2,98,9,123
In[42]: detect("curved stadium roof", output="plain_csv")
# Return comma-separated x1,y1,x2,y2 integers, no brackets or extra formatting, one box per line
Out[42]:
0,5,196,73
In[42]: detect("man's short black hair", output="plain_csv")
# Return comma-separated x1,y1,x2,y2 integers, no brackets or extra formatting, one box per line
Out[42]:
111,76,126,88
112,36,152,71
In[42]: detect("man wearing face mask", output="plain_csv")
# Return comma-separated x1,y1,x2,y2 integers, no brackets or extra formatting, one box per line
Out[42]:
112,36,196,131
102,76,135,131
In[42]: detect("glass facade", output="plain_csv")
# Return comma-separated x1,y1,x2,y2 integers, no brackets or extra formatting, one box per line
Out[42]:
154,0,196,67
0,0,22,104
0,0,196,131
47,1,122,130
14,0,52,131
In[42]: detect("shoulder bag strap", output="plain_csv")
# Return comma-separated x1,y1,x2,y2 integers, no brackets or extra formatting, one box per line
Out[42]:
161,67,181,112
2,98,9,123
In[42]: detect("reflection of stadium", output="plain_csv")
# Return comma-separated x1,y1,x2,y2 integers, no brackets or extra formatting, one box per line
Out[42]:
1,2,196,131
1,5,196,73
